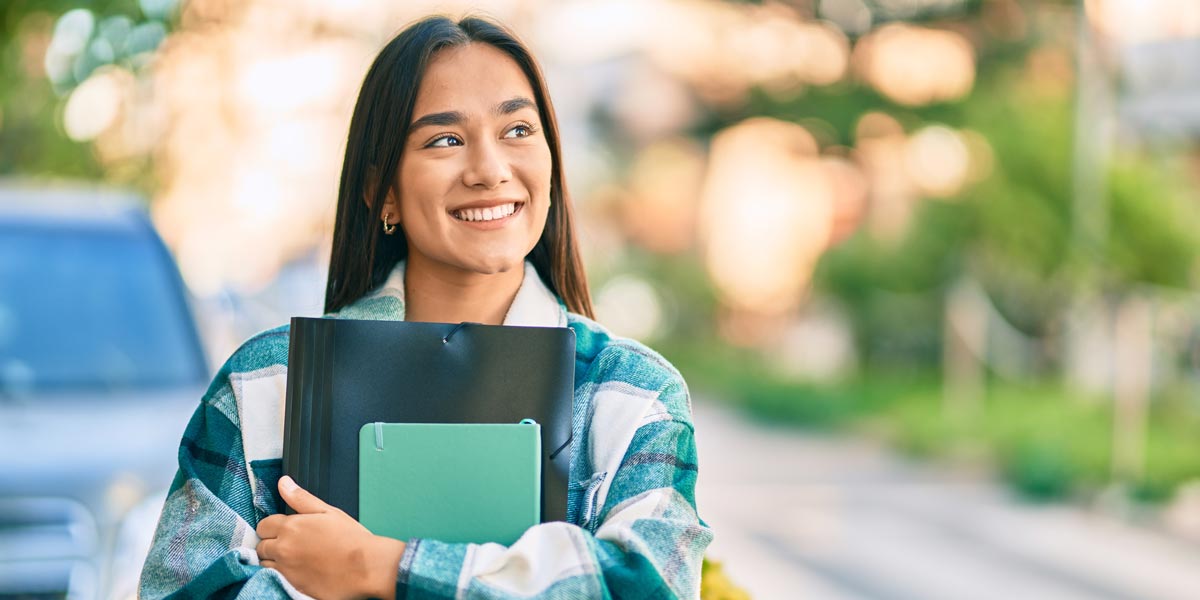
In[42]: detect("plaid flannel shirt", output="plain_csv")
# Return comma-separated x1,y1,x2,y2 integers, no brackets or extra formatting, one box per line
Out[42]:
138,261,712,599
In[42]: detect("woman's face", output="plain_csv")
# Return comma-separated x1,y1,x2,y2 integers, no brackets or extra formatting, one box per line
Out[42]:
389,42,552,276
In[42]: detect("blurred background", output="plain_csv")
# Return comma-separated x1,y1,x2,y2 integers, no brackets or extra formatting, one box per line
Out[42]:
2,0,1200,598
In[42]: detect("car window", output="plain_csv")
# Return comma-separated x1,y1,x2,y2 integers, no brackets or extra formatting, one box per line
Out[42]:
0,223,207,393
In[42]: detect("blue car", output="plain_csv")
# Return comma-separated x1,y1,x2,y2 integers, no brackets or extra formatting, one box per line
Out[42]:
0,186,210,599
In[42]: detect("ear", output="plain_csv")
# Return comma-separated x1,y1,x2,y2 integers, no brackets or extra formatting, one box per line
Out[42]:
363,166,402,226
381,185,401,226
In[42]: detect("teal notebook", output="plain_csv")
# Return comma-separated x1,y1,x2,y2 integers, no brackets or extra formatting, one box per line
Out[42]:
358,421,541,545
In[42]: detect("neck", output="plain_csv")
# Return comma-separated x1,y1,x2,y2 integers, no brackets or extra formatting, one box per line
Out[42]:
402,254,525,325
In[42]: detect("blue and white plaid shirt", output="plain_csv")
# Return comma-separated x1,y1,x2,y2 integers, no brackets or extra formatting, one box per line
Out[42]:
139,261,712,599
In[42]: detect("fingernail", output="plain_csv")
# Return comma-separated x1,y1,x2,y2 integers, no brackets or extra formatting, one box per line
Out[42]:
279,476,297,494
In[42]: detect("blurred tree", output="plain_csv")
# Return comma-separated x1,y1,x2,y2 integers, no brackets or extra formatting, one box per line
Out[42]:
726,4,1200,371
0,0,175,180
812,70,1200,369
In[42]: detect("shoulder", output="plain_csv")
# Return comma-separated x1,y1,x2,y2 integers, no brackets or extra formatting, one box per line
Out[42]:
224,323,291,374
199,323,292,461
566,312,693,423
200,323,291,409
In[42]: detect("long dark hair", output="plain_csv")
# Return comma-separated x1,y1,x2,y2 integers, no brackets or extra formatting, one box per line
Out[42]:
324,15,594,318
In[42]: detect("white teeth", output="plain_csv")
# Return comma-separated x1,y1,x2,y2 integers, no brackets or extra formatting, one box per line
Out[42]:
454,203,518,222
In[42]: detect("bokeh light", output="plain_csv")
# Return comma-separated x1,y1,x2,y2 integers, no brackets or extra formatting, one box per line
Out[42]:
594,274,666,341
1086,0,1200,44
63,66,129,142
619,139,706,254
904,125,971,198
853,23,975,106
700,118,833,318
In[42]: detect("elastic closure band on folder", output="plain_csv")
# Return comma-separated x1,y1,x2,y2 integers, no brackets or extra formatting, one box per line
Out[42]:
374,422,384,451
516,417,570,459
443,321,480,344
550,432,572,460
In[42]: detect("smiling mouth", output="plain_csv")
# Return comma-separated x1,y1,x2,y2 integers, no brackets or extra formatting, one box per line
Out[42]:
450,202,524,222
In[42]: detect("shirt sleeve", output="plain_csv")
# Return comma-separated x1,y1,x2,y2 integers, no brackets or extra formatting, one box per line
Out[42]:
137,365,301,599
394,376,713,600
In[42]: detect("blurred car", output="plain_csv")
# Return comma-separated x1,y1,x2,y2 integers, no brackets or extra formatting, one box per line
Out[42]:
0,185,209,600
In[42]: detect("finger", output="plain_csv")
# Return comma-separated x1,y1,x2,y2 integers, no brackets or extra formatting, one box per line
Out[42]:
279,475,331,515
256,538,277,562
256,514,286,539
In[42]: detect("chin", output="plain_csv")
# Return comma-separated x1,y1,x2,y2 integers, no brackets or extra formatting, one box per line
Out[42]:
459,255,525,275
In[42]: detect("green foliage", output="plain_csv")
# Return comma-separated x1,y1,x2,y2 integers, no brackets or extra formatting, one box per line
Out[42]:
666,339,1200,504
801,66,1200,366
0,8,98,177
805,70,1087,353
0,0,176,178
603,249,720,342
1104,156,1200,288
1134,387,1200,502
814,200,972,365
975,383,1112,501
1004,441,1077,500
965,79,1079,323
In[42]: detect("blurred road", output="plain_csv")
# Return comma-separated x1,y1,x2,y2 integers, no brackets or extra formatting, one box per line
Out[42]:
693,399,1200,600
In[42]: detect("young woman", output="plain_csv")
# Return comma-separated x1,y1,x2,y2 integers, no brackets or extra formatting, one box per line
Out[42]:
140,15,711,600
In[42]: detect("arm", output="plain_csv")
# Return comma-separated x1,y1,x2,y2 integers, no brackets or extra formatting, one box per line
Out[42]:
395,377,713,599
138,368,299,599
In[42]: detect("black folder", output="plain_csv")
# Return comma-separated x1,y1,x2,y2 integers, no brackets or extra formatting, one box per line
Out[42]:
282,317,575,522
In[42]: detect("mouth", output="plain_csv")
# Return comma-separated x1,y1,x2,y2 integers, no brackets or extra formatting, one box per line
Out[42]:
450,201,524,223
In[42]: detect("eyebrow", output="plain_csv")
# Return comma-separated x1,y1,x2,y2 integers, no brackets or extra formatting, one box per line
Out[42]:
409,96,537,132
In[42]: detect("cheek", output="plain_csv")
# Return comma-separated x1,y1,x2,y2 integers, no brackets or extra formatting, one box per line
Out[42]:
398,160,454,220
523,149,553,233
517,146,553,199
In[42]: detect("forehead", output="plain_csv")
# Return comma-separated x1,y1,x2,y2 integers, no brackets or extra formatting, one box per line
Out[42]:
414,42,536,115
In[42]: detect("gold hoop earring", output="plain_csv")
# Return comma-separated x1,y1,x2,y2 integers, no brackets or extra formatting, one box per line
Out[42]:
382,212,397,235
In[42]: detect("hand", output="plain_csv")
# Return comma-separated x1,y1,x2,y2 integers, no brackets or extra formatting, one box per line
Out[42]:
256,476,407,600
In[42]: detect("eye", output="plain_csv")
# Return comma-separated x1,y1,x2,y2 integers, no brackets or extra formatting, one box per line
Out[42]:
427,135,463,148
504,124,536,139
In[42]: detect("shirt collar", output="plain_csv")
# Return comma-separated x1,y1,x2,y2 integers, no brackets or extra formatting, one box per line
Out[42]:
333,260,567,328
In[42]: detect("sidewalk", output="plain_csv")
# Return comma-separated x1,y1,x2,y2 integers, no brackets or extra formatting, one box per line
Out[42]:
692,399,1200,600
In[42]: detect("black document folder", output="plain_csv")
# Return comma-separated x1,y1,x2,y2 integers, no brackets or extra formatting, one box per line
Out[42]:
282,317,576,522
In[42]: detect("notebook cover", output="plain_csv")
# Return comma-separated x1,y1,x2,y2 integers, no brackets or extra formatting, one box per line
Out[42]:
359,422,541,545
282,317,574,521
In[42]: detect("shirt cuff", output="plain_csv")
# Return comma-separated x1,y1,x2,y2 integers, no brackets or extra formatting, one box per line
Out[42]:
395,538,469,600
394,538,417,600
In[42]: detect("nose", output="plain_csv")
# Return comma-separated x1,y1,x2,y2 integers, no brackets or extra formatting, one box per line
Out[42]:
462,139,512,190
